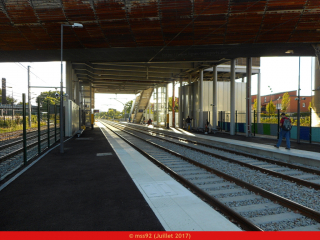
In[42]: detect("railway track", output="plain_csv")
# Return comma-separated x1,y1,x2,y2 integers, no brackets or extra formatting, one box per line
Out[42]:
0,127,60,181
99,120,320,231
0,125,55,146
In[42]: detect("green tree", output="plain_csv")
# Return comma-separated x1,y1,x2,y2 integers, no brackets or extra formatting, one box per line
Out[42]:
107,109,115,119
281,92,290,112
36,91,61,110
124,100,133,115
252,99,257,111
266,100,276,114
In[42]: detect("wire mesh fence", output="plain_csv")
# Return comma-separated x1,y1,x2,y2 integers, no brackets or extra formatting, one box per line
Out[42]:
218,109,320,143
0,94,61,180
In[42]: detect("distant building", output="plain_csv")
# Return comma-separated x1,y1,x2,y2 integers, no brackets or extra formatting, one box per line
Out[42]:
252,90,311,114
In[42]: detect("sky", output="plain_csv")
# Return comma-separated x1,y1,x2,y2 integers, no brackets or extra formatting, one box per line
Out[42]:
0,56,315,111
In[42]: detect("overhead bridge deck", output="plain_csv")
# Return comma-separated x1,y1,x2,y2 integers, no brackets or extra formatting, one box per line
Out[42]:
0,121,319,231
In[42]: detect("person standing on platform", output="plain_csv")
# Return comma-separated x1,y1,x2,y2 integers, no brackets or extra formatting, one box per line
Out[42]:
186,116,193,131
274,113,292,150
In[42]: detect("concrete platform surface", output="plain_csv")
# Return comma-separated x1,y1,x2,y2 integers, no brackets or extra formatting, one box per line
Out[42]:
0,123,241,231
99,122,240,231
0,126,164,231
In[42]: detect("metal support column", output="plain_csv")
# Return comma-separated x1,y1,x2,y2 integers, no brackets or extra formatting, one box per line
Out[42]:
246,57,252,137
79,107,81,130
212,65,218,130
47,100,50,148
166,83,169,128
172,80,175,127
230,60,236,135
179,78,183,128
297,57,301,143
257,72,261,123
28,66,31,128
55,104,57,143
188,74,192,118
199,69,204,129
22,94,27,165
156,85,159,125
90,83,92,114
37,97,41,155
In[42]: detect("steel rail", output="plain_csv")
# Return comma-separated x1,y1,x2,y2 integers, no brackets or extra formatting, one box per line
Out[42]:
0,125,55,142
0,128,56,151
144,126,320,176
102,120,320,224
100,121,262,231
0,132,58,164
110,121,320,190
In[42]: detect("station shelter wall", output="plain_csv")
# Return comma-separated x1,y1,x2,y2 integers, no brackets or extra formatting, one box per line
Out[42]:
180,81,246,129
65,99,80,137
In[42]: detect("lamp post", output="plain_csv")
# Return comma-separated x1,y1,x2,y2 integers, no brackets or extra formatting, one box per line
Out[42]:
267,86,273,117
277,96,282,110
297,57,301,144
60,23,83,153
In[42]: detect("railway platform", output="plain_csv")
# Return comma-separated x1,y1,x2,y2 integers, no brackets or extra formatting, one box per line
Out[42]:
136,122,320,168
180,128,320,168
0,122,240,231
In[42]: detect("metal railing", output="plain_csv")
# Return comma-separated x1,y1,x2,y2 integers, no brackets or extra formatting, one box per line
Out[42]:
218,108,320,143
0,94,62,180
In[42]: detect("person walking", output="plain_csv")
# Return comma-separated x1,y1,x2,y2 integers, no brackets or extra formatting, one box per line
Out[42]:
186,116,192,130
274,112,292,149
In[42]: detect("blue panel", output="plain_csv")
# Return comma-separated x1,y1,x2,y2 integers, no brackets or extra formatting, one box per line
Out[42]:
238,123,245,133
257,123,264,134
300,127,310,141
290,126,297,140
270,124,278,136
226,122,230,132
312,128,320,142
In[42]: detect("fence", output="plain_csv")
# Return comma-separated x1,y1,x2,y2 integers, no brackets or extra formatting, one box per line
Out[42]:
218,109,320,143
0,94,62,180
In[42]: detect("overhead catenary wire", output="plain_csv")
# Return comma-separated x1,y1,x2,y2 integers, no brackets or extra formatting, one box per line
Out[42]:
15,62,48,84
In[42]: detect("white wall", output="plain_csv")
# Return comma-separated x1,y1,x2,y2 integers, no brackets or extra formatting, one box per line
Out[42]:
181,81,246,128
65,100,80,137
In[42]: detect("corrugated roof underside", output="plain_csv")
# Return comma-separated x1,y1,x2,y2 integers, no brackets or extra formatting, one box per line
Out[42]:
0,0,319,51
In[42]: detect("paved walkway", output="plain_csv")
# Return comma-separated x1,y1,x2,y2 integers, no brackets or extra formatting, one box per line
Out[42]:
0,128,164,231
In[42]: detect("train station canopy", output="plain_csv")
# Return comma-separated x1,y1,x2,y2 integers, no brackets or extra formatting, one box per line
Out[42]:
0,1,319,93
